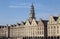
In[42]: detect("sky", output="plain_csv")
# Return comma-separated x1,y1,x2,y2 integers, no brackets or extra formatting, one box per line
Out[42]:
0,0,60,25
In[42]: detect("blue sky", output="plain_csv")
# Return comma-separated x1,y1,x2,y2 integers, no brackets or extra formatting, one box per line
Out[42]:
0,0,60,25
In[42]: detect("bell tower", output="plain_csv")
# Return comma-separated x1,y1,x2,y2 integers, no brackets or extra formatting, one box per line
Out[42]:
29,4,36,22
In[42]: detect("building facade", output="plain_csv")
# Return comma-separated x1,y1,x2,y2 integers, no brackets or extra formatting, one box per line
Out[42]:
0,4,60,39
47,16,60,39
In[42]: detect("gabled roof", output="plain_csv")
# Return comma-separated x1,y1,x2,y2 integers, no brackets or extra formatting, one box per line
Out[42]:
42,20,48,27
20,21,26,25
31,19,38,26
17,23,20,26
42,20,48,24
36,21,38,24
11,25,14,27
25,19,31,25
53,16,58,21
0,25,6,28
1,26,4,28
0,26,1,28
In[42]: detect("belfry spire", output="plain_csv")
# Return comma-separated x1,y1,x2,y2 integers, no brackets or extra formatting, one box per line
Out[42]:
29,3,36,22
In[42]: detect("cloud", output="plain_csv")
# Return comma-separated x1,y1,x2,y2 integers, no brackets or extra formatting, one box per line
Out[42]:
9,5,20,8
9,5,29,8
8,3,30,8
8,5,30,8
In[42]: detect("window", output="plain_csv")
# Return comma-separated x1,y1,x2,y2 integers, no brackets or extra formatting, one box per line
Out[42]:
38,31,39,34
48,26,50,29
54,30,55,34
42,27,44,30
54,26,55,29
40,31,41,34
51,26,53,29
42,31,44,34
38,28,39,30
57,30,59,34
57,26,59,28
51,30,52,34
49,31,50,35
33,32,34,35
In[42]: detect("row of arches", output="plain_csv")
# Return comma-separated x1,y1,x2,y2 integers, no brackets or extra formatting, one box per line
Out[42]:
23,37,45,39
47,36,60,39
23,36,60,39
